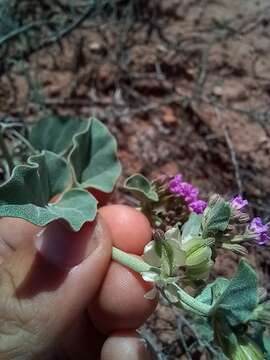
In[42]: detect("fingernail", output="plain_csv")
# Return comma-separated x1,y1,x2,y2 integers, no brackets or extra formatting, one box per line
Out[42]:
101,332,153,360
35,220,99,270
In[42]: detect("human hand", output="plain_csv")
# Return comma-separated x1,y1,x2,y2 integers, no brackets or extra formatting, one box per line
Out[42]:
0,204,157,359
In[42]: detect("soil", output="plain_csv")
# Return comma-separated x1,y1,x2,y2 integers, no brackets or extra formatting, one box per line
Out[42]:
1,0,270,358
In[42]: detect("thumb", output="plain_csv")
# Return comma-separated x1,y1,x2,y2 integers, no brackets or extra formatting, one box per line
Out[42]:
33,215,112,305
0,216,111,356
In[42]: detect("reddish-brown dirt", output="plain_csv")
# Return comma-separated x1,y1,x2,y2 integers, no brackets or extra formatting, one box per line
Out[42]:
1,0,270,358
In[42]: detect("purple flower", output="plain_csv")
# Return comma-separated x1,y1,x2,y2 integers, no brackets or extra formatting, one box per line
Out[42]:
188,200,207,214
169,174,207,214
169,175,199,202
258,232,270,245
169,174,183,194
230,195,248,211
250,217,268,233
249,217,269,245
178,182,199,203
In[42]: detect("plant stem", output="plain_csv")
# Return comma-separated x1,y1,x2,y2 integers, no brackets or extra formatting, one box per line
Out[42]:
11,130,38,155
0,131,14,173
163,284,211,317
112,247,152,273
112,247,212,317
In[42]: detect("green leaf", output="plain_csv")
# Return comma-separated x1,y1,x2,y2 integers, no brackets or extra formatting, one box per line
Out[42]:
124,174,159,202
69,118,121,193
165,225,181,242
0,150,70,204
30,116,121,194
214,260,258,327
142,241,162,267
182,213,202,243
195,262,263,359
29,115,87,154
47,189,97,231
196,277,230,305
0,151,97,230
202,198,231,236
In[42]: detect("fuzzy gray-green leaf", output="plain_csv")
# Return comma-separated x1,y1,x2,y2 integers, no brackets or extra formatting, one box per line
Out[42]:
30,115,87,154
202,198,231,236
182,213,202,243
214,260,258,327
69,118,121,193
124,174,159,202
0,151,97,230
196,277,230,305
47,188,97,231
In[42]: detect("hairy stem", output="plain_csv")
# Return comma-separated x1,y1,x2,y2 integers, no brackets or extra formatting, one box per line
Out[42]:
162,284,211,317
112,247,152,273
112,247,212,317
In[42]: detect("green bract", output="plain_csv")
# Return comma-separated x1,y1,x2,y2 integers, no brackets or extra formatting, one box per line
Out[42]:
202,197,231,237
0,116,121,230
181,213,203,243
184,240,213,280
142,237,185,274
181,214,214,280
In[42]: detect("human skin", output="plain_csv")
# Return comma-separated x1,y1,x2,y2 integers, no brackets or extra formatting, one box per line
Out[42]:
0,204,157,359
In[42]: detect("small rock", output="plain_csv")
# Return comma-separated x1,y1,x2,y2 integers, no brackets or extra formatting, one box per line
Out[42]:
212,80,248,101
161,106,177,124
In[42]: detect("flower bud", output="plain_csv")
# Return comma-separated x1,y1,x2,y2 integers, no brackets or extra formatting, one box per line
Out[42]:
208,193,221,206
153,229,165,243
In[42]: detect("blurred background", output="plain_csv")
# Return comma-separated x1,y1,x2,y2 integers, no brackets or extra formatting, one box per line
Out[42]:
0,1,270,358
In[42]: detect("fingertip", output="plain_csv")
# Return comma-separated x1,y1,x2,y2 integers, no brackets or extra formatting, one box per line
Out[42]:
101,330,152,360
91,205,155,334
99,205,152,254
88,261,157,334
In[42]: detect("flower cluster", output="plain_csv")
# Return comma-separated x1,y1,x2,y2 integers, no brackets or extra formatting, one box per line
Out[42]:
249,217,270,246
169,174,207,214
229,195,250,224
229,195,269,246
124,173,270,360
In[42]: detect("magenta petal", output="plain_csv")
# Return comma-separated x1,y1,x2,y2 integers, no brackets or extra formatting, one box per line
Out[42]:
230,195,248,210
188,200,207,214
